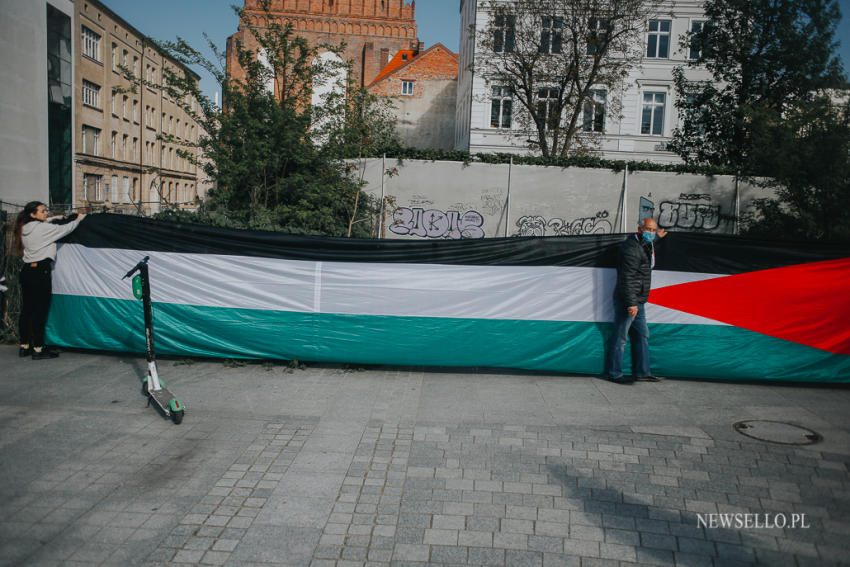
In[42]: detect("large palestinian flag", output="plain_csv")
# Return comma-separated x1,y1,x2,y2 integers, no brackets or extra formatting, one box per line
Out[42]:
48,214,850,382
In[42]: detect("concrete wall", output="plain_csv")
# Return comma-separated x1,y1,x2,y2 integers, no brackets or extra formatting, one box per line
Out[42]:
0,0,72,210
359,158,771,239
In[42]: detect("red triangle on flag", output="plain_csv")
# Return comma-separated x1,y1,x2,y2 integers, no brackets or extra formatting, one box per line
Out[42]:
649,258,850,355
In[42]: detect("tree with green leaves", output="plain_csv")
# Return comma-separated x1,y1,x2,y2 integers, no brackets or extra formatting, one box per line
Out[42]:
473,0,661,157
742,95,850,241
139,1,398,236
669,0,846,172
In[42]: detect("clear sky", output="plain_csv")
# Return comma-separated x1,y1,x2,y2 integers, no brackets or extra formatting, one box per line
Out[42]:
103,0,850,102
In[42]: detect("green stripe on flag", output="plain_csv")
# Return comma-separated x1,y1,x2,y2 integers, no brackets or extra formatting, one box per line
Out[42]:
46,294,850,382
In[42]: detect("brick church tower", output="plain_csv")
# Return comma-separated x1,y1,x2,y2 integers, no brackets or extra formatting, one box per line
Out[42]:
226,0,420,88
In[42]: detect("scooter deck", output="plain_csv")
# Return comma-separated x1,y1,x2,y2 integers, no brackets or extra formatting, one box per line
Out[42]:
148,387,177,415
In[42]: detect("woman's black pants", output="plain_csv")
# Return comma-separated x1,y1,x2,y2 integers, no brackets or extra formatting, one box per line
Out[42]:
19,259,53,348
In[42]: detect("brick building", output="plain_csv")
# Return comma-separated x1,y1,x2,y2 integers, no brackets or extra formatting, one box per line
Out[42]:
368,44,458,150
226,0,420,89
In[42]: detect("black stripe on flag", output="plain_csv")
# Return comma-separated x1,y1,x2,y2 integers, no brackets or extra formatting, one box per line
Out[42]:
62,214,850,273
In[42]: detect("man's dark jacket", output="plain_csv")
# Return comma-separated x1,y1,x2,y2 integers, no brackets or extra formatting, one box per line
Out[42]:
613,235,653,306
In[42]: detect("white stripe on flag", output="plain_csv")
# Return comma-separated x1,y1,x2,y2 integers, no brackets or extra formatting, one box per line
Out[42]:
53,244,727,325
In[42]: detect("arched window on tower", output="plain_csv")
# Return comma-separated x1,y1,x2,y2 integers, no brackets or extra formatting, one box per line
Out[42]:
257,48,275,94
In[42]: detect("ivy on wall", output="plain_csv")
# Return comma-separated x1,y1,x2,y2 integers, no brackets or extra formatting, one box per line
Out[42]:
358,146,735,176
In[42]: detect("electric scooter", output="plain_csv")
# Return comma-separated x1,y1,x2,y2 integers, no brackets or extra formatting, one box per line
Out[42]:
123,256,185,424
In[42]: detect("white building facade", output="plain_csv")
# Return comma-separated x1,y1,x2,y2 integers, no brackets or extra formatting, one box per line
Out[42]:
455,0,713,163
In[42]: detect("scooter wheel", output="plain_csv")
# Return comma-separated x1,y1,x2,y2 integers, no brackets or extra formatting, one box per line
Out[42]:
172,409,184,424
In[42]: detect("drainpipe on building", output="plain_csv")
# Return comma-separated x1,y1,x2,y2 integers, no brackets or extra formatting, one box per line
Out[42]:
505,156,513,237
137,38,145,216
734,173,741,235
379,154,386,238
621,163,629,233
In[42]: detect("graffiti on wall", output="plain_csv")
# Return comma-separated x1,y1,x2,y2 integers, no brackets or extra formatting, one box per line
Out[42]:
389,207,486,239
642,195,721,230
515,211,612,237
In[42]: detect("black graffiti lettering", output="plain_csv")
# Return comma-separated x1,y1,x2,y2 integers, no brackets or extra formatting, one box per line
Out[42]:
678,193,712,201
516,215,547,237
516,214,612,236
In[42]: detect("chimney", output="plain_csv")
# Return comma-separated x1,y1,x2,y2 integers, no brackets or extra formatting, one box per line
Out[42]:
417,41,424,54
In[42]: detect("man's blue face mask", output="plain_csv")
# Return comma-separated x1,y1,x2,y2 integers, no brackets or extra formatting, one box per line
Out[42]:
641,230,657,243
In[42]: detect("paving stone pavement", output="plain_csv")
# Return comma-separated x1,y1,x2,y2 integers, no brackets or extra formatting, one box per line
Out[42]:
1,345,849,567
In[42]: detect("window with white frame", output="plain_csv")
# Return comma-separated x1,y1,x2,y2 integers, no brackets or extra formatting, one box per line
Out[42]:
112,91,117,115
493,14,516,53
536,87,560,130
111,43,118,71
111,175,118,201
490,86,513,128
401,80,414,95
646,20,671,58
122,177,130,203
133,100,138,122
122,95,128,119
641,92,666,135
82,80,100,108
82,125,100,155
540,16,563,54
582,89,607,132
111,131,116,158
689,21,707,60
122,135,128,160
133,56,139,76
83,174,102,201
81,26,101,62
587,18,610,55
132,137,138,161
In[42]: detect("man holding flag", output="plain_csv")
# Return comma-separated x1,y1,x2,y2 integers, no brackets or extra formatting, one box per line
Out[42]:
606,217,667,384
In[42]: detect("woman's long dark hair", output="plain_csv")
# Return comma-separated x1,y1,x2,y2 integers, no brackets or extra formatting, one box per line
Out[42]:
12,201,44,256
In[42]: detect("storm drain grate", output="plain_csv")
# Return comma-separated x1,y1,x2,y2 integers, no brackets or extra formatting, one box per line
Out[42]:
733,420,822,445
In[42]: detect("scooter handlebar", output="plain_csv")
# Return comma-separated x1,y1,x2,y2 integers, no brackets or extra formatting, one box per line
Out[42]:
122,256,151,279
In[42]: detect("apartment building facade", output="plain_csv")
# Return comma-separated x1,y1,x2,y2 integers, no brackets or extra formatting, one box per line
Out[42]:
75,0,203,214
455,0,713,163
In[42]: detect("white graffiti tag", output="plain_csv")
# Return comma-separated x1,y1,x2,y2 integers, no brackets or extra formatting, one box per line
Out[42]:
390,207,485,239
658,202,720,230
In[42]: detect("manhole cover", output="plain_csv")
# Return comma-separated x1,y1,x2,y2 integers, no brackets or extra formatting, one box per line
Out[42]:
733,420,822,445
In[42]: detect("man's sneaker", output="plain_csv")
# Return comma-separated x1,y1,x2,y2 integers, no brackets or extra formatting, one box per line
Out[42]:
635,375,661,382
19,347,32,358
31,348,60,360
606,375,635,385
